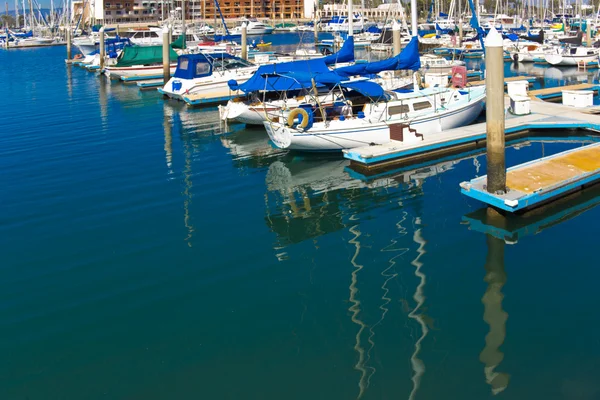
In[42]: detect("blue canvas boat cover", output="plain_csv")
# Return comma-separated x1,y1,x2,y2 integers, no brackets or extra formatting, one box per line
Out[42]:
322,35,355,65
229,58,334,93
334,35,421,78
174,53,239,80
340,80,385,99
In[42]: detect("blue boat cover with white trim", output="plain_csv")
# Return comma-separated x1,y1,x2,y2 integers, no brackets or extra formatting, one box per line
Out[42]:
334,35,421,78
228,58,333,93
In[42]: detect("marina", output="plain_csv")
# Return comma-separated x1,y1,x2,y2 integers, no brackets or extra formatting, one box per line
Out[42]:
5,0,600,398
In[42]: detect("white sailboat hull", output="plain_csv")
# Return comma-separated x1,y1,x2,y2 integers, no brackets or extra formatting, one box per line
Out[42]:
264,92,485,151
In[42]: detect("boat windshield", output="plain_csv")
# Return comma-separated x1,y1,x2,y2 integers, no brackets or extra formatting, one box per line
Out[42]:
212,58,254,70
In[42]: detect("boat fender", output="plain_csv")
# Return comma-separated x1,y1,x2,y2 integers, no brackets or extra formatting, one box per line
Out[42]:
414,71,425,89
287,108,313,130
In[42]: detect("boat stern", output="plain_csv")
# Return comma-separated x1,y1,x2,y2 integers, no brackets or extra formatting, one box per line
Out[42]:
263,121,293,149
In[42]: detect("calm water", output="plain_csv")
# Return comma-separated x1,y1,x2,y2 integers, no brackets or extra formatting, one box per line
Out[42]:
2,39,600,399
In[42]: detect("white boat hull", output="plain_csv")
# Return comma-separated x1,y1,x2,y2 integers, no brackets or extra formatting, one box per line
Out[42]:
105,64,177,79
264,94,485,151
544,53,598,66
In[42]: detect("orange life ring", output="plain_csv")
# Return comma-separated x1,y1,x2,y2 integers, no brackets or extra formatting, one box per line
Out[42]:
74,54,83,60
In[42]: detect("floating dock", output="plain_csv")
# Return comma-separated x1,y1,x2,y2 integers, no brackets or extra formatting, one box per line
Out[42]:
468,75,537,87
460,142,600,212
343,94,600,173
528,83,600,101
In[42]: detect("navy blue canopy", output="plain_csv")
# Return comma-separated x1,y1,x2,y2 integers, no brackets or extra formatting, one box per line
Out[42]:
322,35,355,65
334,35,421,78
174,53,240,80
229,58,334,93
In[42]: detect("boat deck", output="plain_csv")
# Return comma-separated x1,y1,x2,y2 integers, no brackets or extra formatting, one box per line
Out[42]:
181,90,242,106
460,141,600,212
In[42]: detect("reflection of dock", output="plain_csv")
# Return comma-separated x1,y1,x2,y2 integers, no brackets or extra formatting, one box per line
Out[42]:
461,142,600,212
463,184,600,243
344,100,600,173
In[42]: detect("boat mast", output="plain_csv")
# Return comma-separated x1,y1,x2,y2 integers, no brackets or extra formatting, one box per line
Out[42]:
411,0,417,35
15,0,19,28
348,0,352,36
27,0,33,31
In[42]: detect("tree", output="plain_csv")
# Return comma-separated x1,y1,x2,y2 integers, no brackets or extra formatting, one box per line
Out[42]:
1,14,16,28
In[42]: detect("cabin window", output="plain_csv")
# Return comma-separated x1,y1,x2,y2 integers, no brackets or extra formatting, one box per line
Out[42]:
388,104,409,115
413,101,432,111
195,62,210,75
150,31,159,38
570,48,577,55
179,59,189,70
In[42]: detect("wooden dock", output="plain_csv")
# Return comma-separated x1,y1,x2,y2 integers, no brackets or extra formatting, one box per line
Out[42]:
469,75,537,87
343,100,600,173
460,141,600,212
528,83,600,101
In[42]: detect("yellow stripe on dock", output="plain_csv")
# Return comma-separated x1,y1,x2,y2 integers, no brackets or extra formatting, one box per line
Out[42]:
506,144,600,194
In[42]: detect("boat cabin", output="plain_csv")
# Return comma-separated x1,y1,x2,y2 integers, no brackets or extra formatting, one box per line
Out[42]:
173,53,254,81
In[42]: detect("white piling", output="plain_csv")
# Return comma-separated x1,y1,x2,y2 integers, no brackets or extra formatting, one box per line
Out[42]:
485,27,506,194
587,19,592,47
241,22,247,60
392,20,401,56
99,27,105,72
162,26,170,84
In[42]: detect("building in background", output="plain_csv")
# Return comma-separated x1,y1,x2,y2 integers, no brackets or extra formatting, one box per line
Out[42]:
82,0,313,24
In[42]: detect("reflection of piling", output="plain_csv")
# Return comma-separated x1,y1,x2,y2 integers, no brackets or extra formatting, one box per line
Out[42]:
480,208,510,395
241,23,247,60
99,27,106,71
392,20,401,57
163,26,170,84
485,27,506,194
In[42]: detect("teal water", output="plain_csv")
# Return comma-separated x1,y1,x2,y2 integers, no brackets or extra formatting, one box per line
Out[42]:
3,43,600,399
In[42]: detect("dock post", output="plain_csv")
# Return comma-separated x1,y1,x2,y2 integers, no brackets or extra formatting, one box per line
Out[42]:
392,20,401,56
587,19,592,47
181,0,186,48
485,27,506,194
66,24,72,60
241,22,247,60
99,27,105,72
459,18,463,47
162,26,170,85
313,8,319,46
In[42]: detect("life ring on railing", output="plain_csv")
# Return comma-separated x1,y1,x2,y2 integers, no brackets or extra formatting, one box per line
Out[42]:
287,108,312,129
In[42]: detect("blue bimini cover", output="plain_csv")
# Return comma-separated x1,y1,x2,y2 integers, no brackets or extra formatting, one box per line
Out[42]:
340,80,385,100
322,35,355,65
229,58,333,93
334,35,421,78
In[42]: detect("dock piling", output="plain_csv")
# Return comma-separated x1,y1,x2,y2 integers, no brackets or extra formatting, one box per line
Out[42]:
99,27,105,72
162,26,170,85
313,8,319,45
485,27,506,194
392,20,401,56
587,19,592,47
459,18,463,47
66,24,72,60
241,22,247,60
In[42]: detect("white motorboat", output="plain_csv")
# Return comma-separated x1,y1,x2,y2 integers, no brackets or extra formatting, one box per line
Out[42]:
230,18,274,35
507,41,549,63
159,53,258,103
264,84,486,151
103,45,179,79
122,27,164,46
544,46,600,66
420,54,465,74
